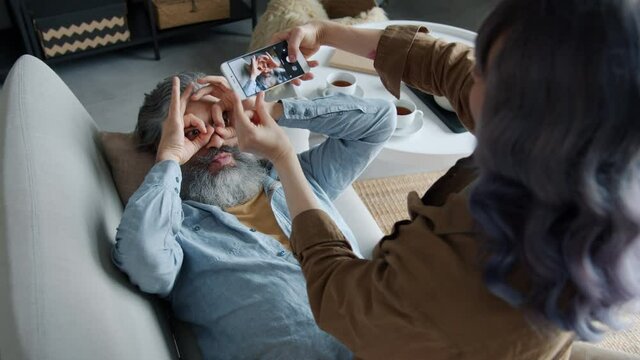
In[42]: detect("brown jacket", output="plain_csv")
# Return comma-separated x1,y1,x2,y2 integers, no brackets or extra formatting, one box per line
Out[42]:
289,25,574,359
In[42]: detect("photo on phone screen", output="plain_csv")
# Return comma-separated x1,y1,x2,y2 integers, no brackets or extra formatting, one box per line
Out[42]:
223,41,308,98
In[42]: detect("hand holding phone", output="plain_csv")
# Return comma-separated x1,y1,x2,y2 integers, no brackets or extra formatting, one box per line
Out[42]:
221,40,311,99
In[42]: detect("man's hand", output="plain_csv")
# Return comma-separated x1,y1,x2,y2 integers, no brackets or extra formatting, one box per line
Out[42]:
156,77,215,164
193,80,284,150
190,75,239,147
229,91,294,165
249,56,261,80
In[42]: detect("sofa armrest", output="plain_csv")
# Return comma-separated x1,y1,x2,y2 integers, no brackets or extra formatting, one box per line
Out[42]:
0,55,176,360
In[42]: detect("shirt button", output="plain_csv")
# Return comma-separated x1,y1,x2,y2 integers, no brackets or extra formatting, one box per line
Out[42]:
175,177,180,183
249,228,256,232
289,108,297,115
174,188,179,194
303,109,311,116
277,250,286,257
193,225,201,231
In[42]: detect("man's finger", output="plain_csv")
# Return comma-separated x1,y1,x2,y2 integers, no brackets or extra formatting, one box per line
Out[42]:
211,103,226,128
206,134,224,149
307,60,319,68
185,113,207,134
227,88,245,114
216,126,236,139
198,124,215,143
180,83,194,115
169,77,181,120
191,86,212,101
197,76,230,89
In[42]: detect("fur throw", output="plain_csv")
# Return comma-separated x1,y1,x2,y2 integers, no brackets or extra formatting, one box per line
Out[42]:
249,0,388,51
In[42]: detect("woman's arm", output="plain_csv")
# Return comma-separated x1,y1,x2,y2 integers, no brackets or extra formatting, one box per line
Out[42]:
274,21,382,63
275,21,477,132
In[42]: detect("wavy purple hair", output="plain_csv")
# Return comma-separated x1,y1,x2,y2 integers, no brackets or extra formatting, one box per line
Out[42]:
469,0,640,340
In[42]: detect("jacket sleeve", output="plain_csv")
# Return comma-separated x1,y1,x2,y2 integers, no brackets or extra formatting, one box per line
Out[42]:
374,25,477,132
112,160,185,297
289,209,433,358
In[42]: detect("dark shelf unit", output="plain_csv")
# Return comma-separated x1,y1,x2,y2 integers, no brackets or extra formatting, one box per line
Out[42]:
1,0,33,81
0,28,25,80
2,0,257,73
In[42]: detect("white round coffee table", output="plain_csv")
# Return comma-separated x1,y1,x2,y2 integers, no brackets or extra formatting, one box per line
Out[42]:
297,20,477,175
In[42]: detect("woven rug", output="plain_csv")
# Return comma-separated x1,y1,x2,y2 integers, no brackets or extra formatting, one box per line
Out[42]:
352,171,640,356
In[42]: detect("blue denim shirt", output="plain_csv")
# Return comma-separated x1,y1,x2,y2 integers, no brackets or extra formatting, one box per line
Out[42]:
112,94,396,359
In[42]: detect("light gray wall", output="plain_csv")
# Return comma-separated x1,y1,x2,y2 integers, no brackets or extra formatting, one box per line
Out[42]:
0,3,13,30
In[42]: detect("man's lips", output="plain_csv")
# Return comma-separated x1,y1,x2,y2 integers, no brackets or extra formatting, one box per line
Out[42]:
208,152,235,172
213,152,233,164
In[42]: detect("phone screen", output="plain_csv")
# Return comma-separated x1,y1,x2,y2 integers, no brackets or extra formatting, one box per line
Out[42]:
227,41,306,98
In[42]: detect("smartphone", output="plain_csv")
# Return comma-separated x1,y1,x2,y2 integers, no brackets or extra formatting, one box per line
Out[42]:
220,40,310,100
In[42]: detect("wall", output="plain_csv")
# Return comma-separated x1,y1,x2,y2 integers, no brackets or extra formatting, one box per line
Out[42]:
0,3,12,30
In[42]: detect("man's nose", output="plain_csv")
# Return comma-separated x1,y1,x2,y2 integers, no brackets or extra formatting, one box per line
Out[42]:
204,134,224,149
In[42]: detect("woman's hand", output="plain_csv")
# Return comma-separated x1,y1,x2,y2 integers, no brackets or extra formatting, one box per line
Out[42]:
273,20,327,63
274,20,383,86
156,77,215,164
272,21,325,86
228,91,294,164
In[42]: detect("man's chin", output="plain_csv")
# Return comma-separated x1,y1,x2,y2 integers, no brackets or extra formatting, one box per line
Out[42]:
208,160,236,174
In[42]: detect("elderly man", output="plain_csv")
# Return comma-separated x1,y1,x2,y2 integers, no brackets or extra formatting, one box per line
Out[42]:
112,72,396,359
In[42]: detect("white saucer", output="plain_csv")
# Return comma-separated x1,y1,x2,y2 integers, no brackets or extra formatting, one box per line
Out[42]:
393,114,424,137
320,85,365,98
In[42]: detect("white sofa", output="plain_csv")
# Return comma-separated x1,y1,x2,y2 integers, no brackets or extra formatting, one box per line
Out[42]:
0,55,384,360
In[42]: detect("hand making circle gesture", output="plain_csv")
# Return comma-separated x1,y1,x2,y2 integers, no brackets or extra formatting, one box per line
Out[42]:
156,76,215,164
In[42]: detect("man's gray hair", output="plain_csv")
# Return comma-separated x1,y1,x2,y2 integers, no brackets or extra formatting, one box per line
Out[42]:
136,71,206,153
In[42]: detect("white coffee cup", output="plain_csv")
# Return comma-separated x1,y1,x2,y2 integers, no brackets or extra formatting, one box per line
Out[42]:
434,95,454,112
394,99,423,129
326,72,357,95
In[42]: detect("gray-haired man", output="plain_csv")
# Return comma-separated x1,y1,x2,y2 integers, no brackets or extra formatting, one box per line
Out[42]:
112,72,396,359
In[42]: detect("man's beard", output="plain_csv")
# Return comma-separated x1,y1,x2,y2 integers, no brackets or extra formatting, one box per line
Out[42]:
181,146,268,208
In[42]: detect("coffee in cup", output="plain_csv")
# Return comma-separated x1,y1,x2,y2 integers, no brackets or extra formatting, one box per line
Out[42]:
326,72,357,95
394,99,423,129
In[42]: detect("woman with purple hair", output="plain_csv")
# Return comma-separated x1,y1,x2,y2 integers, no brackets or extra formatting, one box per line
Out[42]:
226,0,640,358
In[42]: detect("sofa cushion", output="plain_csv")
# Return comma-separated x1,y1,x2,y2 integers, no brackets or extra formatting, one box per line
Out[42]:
100,132,155,204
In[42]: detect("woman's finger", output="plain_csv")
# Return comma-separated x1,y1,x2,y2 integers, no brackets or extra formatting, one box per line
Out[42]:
299,72,315,81
255,92,276,126
307,60,319,68
271,29,289,44
286,28,304,62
